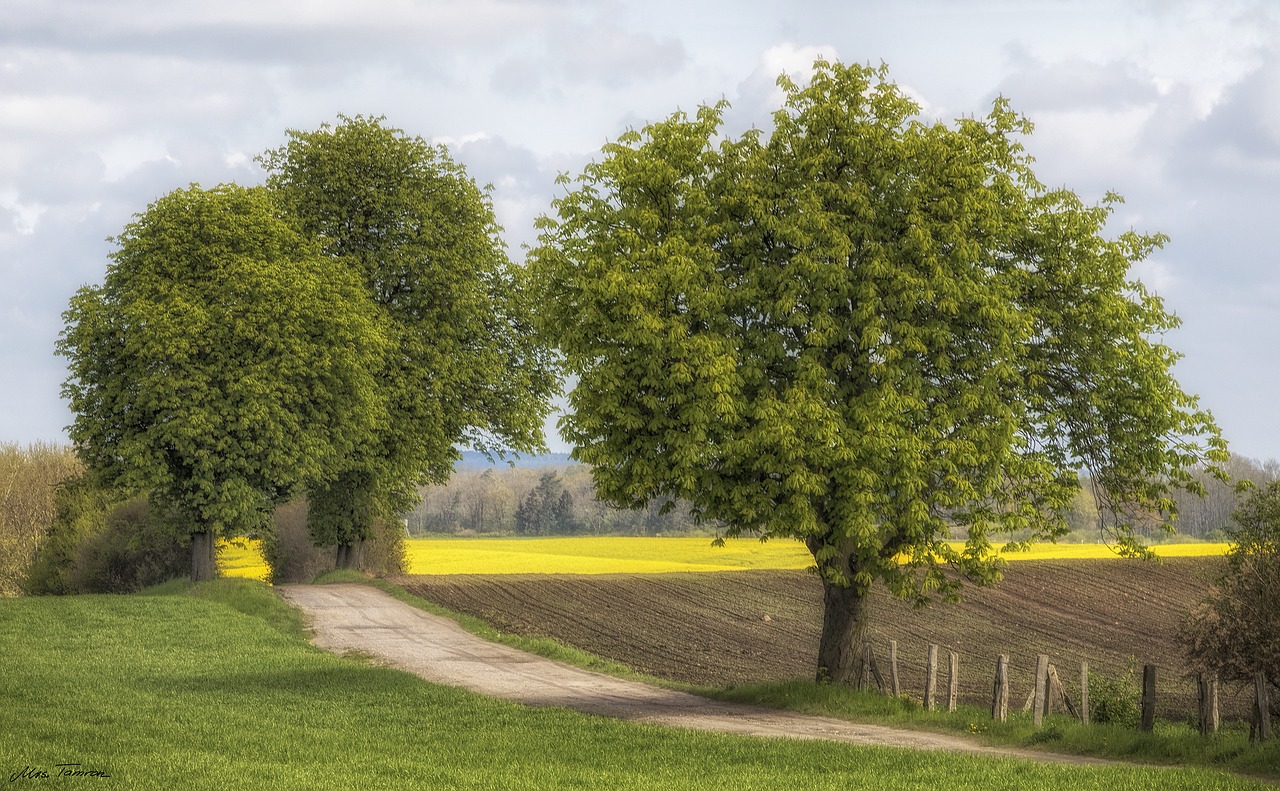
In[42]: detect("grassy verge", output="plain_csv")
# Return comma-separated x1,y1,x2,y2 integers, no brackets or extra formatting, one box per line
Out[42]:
0,580,1266,790
336,575,1279,782
707,681,1280,780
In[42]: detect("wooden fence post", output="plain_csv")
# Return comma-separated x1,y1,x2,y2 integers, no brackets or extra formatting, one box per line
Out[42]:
1253,670,1272,743
1080,660,1089,725
1033,654,1049,728
948,651,959,713
1140,664,1157,732
888,640,900,698
924,644,938,711
992,654,1009,722
1197,671,1219,736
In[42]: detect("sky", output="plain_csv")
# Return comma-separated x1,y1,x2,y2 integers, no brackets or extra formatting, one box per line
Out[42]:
1,0,1277,461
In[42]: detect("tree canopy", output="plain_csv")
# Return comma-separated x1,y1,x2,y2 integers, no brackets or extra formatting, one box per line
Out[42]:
58,184,387,579
529,60,1227,682
260,116,557,562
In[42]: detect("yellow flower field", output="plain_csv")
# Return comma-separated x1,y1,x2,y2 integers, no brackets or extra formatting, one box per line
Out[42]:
218,536,1229,580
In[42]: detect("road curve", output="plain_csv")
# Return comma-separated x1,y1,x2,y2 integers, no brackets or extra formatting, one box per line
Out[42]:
277,583,1110,764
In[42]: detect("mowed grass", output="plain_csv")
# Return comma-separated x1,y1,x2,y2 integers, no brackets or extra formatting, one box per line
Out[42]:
0,581,1266,790
219,536,1228,579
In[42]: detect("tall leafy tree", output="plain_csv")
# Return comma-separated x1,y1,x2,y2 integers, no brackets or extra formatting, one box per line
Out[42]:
530,61,1227,683
58,184,387,580
260,116,556,566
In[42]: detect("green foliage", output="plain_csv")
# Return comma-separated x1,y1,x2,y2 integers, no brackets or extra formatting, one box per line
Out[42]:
1182,481,1280,699
260,116,557,552
24,475,186,594
23,472,118,594
57,184,388,553
530,59,1226,677
1088,659,1143,728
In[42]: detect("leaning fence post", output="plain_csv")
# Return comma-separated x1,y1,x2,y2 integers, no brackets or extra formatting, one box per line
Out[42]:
888,640,901,698
1080,660,1090,725
948,651,959,712
1140,664,1157,732
860,640,886,694
1254,670,1272,743
924,644,939,711
1033,654,1049,728
992,654,1009,722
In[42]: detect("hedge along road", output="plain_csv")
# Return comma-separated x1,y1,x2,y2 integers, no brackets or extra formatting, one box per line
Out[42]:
278,583,1117,766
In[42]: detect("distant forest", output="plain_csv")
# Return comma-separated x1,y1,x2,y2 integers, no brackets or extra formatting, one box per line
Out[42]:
406,454,1279,540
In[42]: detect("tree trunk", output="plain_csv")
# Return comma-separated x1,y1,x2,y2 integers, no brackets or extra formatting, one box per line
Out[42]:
335,539,364,570
190,530,215,582
814,576,870,685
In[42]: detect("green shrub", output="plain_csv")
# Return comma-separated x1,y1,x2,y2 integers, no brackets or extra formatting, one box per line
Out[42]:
1089,659,1142,728
24,475,187,594
23,473,116,595
67,499,188,593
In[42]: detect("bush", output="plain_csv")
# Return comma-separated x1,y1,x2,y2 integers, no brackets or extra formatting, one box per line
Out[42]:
25,477,188,594
0,443,82,595
1180,480,1280,716
23,473,115,595
1088,659,1142,728
262,497,406,583
67,499,189,593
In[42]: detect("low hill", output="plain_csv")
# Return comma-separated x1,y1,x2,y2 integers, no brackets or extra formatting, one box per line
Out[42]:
397,557,1239,720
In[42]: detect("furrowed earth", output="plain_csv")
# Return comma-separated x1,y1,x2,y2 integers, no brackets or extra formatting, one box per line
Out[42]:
394,557,1243,721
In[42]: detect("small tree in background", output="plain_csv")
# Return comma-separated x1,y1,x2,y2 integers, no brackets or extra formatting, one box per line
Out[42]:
516,471,579,536
1182,480,1280,710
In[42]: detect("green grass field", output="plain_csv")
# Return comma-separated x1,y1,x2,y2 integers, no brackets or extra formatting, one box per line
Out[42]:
219,536,1230,579
0,580,1267,790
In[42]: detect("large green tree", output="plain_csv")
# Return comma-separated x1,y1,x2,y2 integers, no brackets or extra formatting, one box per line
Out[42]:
59,184,387,580
260,116,557,567
530,61,1227,683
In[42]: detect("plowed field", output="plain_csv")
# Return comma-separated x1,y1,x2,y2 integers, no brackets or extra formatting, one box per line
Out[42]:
396,557,1248,720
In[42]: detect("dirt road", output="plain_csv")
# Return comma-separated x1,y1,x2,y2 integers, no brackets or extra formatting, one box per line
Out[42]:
276,583,1123,765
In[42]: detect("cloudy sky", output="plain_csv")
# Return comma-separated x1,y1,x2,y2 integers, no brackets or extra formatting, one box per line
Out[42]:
2,0,1277,461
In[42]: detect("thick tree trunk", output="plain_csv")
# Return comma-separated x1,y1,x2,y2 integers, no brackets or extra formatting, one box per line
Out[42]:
815,576,870,685
335,539,363,570
190,530,216,582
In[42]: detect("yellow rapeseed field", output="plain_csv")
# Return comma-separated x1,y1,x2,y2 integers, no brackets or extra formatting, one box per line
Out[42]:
217,539,271,582
218,536,1229,579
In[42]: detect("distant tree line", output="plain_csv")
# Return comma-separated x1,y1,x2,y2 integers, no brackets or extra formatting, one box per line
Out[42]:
406,466,714,537
406,454,1278,540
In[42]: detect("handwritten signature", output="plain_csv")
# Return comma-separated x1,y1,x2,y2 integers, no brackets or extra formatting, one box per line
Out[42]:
9,764,111,783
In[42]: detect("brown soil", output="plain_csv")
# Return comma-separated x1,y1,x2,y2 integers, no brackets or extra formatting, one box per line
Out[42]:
395,557,1245,720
